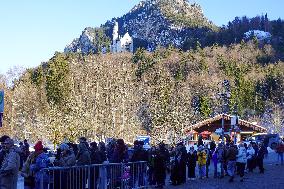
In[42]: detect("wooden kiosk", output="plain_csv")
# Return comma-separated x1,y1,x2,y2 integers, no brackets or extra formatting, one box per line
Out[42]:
183,114,267,145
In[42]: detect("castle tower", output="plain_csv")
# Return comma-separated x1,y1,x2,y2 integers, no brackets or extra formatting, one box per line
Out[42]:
113,21,119,42
112,21,134,53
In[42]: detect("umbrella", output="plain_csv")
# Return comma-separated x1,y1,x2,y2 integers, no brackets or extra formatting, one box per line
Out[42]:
201,131,211,135
201,131,211,138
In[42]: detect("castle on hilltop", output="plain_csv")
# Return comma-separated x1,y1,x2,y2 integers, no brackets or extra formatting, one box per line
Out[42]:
111,21,134,53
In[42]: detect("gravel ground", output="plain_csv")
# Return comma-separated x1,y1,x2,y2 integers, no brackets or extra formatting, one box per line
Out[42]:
160,164,284,189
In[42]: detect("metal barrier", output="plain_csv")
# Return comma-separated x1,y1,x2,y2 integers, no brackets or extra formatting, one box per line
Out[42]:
40,161,148,189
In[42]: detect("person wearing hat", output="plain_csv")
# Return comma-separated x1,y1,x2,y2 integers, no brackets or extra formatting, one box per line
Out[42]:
0,138,20,189
55,143,76,167
53,143,76,189
30,141,49,189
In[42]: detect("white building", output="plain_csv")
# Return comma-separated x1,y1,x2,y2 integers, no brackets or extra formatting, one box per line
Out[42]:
111,21,134,53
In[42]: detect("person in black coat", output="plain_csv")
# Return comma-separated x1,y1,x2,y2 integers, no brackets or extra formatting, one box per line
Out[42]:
110,139,128,163
154,142,169,189
180,143,187,183
210,141,216,152
148,147,157,185
170,143,187,185
110,139,129,188
130,140,148,187
187,146,197,180
252,142,259,170
130,140,148,162
98,142,107,162
198,135,203,147
257,143,267,173
90,142,102,189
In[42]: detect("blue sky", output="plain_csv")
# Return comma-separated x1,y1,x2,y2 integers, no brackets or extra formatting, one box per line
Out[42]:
0,0,283,74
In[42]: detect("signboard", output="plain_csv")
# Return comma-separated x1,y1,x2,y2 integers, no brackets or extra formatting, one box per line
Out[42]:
215,128,223,135
105,138,114,145
137,136,150,145
0,90,4,112
231,115,238,126
137,135,151,149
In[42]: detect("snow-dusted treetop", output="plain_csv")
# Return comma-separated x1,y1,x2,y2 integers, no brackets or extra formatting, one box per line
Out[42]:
244,30,272,41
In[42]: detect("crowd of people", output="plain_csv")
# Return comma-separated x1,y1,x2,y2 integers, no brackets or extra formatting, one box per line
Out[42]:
0,134,283,189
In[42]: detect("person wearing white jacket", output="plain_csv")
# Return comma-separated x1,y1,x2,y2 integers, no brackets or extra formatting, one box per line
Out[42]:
236,143,247,182
246,144,255,172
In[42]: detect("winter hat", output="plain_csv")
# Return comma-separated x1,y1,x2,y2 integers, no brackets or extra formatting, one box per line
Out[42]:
133,140,140,146
59,143,69,151
177,141,183,146
138,140,144,146
116,139,125,146
0,135,10,143
34,141,43,152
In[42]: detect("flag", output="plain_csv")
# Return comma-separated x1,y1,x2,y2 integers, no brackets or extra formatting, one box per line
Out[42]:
0,113,2,127
0,90,3,112
0,90,4,127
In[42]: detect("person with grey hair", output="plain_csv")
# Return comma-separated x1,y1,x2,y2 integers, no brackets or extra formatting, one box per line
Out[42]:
0,138,20,189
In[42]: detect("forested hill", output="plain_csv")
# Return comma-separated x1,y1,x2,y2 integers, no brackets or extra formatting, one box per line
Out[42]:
1,42,283,143
64,0,284,60
64,0,217,54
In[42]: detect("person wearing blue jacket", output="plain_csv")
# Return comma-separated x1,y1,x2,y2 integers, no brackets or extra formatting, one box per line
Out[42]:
30,141,50,189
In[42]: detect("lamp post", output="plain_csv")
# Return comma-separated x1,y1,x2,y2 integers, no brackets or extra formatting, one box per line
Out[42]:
219,80,231,143
230,115,239,144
